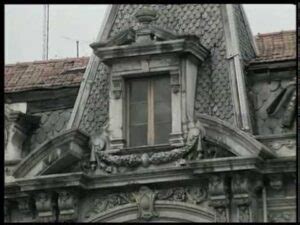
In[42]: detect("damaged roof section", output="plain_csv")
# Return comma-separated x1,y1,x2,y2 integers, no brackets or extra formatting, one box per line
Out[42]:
252,30,296,63
5,57,89,93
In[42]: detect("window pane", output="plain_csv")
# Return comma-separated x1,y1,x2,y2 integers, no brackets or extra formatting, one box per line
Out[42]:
154,122,171,144
130,102,147,125
153,76,171,103
154,102,171,123
130,79,148,102
130,125,147,147
153,76,171,144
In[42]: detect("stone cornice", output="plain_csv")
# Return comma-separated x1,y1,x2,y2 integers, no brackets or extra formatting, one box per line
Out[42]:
92,39,209,64
5,156,295,197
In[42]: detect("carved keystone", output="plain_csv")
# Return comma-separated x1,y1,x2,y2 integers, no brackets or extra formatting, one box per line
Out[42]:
133,186,158,221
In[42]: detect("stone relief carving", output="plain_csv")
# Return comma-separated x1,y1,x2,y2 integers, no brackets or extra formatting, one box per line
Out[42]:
133,186,158,221
34,192,57,222
250,77,296,135
57,190,78,222
88,121,205,174
268,210,295,222
85,184,208,220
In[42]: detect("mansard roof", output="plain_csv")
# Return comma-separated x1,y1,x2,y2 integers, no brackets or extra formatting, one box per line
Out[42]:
251,30,296,63
4,31,295,93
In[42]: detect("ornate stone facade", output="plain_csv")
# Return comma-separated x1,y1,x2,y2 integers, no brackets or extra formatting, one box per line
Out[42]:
4,4,296,223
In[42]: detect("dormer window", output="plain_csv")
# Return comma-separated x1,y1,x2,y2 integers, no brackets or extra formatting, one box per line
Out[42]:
90,7,209,150
127,75,171,147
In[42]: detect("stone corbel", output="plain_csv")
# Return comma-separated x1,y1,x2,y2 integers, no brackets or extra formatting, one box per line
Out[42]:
208,175,229,222
57,190,78,222
111,76,123,99
34,192,58,222
170,70,181,94
268,174,283,190
231,173,262,222
17,196,35,218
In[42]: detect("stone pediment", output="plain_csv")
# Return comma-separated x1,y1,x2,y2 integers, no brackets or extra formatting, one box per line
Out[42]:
12,129,90,179
89,7,209,64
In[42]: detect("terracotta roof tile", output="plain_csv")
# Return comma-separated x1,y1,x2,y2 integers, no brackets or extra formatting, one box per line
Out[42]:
5,57,89,93
251,30,296,63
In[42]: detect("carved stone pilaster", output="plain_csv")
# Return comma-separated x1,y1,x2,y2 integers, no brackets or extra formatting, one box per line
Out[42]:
231,173,261,222
170,70,180,93
133,186,158,221
34,192,57,222
208,175,229,222
57,190,78,222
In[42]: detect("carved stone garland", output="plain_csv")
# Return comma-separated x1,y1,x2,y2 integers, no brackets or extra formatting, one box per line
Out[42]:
89,122,204,174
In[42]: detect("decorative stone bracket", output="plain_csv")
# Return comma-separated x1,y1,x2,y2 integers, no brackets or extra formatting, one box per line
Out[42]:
231,173,262,222
34,192,58,222
57,190,78,222
208,175,229,222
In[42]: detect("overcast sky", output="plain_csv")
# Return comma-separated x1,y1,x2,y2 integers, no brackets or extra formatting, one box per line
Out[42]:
5,4,296,64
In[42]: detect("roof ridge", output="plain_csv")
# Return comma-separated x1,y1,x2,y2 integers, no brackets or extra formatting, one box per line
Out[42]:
255,30,295,37
5,56,90,67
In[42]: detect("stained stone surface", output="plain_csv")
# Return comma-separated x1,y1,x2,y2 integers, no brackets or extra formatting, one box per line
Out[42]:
27,108,73,151
248,75,296,135
78,4,239,136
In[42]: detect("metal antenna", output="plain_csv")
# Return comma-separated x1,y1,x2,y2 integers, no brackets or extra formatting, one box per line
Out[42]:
61,36,91,58
42,5,49,60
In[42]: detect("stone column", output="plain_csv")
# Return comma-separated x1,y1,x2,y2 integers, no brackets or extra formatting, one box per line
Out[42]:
208,175,230,222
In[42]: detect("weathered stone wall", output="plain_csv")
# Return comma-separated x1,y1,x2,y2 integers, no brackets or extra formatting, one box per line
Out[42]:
248,71,296,136
25,108,73,152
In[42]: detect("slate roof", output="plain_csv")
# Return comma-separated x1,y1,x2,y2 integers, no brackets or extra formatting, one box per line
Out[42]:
4,31,295,93
5,57,89,93
252,30,296,63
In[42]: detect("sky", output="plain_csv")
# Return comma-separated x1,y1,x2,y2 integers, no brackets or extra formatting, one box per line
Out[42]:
5,4,296,64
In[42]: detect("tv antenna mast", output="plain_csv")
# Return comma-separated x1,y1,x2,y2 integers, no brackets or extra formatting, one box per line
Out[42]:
61,36,91,58
42,5,49,60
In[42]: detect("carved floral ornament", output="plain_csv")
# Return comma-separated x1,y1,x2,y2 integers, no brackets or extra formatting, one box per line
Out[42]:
85,184,208,221
85,120,234,174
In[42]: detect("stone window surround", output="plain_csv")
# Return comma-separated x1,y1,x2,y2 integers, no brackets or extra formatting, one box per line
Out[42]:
108,54,202,150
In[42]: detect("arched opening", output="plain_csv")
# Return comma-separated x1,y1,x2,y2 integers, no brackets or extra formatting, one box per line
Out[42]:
85,201,214,223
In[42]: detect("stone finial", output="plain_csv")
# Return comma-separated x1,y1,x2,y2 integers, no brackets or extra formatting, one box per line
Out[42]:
134,7,157,26
134,7,157,43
